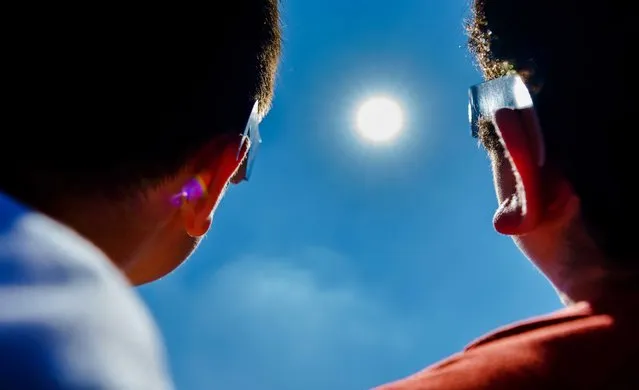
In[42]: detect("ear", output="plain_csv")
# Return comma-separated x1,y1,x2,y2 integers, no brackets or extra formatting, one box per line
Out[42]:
181,137,249,237
491,107,546,235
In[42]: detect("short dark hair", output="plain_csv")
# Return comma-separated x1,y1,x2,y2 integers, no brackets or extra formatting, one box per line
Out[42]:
1,3,281,207
467,1,635,263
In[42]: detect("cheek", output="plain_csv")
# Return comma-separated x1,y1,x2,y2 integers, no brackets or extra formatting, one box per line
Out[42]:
491,153,517,203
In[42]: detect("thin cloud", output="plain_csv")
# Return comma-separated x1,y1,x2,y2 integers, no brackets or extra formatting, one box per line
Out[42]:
144,247,421,390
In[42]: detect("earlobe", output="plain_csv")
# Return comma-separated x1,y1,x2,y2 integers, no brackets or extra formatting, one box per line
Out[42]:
181,201,211,237
492,108,544,236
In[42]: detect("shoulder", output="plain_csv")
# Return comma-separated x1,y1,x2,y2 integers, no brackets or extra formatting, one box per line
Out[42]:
377,303,636,390
0,194,173,389
376,341,550,390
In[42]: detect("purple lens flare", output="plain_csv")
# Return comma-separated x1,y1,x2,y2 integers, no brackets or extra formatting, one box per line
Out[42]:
170,177,206,207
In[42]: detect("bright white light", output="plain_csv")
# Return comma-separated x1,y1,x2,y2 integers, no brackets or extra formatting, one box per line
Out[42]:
356,97,404,142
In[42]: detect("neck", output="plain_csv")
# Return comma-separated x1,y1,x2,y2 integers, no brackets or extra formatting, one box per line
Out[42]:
525,219,639,306
547,257,639,306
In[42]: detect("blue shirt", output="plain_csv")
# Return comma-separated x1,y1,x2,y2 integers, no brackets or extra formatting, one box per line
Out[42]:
0,193,173,389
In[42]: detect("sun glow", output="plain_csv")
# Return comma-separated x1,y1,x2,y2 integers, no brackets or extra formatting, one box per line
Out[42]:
356,97,404,143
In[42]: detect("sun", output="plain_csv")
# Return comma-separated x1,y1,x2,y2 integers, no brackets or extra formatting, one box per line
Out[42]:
356,97,404,142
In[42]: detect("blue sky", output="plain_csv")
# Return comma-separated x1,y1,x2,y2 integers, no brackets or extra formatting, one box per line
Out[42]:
139,1,563,389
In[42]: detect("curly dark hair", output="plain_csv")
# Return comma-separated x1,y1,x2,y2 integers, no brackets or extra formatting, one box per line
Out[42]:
467,0,635,263
1,3,282,207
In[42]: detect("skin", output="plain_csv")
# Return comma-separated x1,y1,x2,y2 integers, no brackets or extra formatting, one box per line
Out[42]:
52,136,249,286
490,107,636,305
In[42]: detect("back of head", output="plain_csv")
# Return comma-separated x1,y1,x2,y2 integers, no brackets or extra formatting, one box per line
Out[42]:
2,3,281,208
468,1,635,264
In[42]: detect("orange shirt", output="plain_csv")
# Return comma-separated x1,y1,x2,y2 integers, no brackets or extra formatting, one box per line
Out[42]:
377,298,639,389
